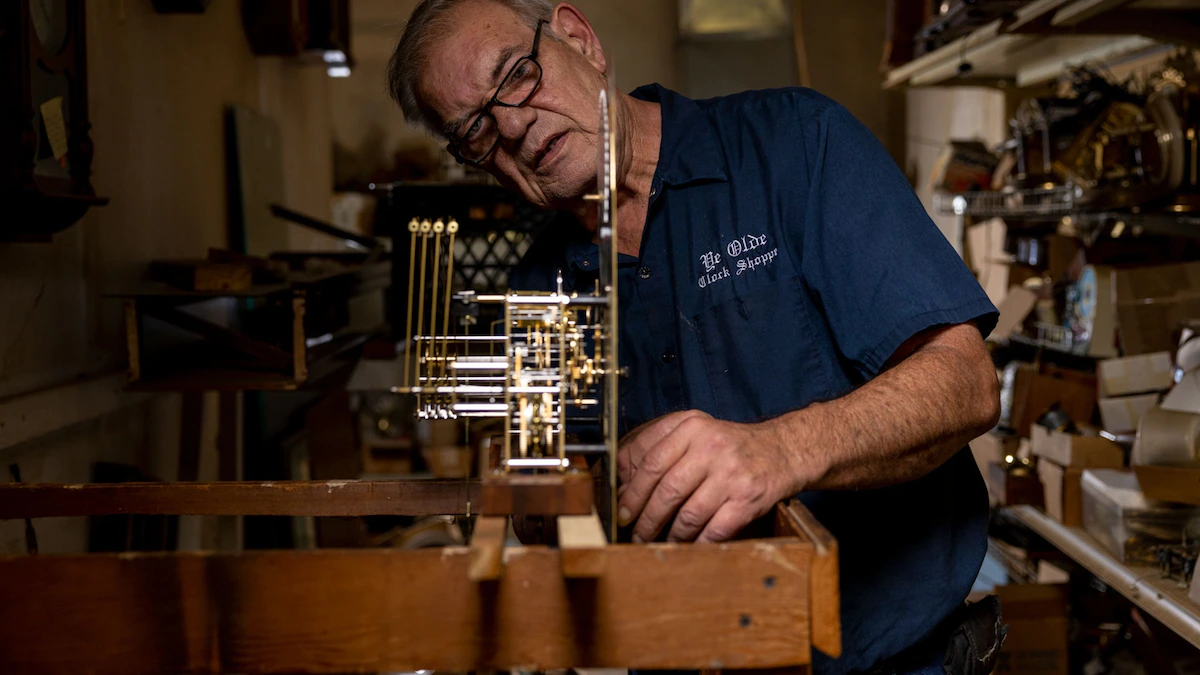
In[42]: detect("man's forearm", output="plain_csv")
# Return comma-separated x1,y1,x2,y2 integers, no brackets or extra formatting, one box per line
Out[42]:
770,324,1000,492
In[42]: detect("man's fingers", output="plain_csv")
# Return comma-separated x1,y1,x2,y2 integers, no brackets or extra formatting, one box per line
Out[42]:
617,410,705,484
632,457,708,543
617,421,698,527
696,501,753,544
665,481,725,543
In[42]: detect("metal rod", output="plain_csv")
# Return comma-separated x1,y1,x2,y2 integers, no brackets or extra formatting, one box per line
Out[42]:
505,458,570,469
565,443,610,454
427,222,444,410
439,224,457,394
413,221,432,403
402,221,419,388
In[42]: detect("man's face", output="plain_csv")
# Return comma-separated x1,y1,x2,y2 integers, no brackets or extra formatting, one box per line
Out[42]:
418,1,606,209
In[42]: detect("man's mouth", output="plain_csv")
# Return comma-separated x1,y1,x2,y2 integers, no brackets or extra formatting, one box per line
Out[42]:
535,132,567,170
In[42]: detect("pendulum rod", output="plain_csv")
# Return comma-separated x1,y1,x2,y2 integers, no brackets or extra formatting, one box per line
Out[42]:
414,220,432,407
403,219,420,388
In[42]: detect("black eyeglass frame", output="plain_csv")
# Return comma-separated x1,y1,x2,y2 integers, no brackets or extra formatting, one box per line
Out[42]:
448,20,547,166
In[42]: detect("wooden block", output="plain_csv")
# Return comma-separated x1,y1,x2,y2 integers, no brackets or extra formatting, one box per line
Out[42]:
480,471,593,516
468,516,507,581
0,541,814,672
775,500,841,659
150,260,253,292
558,508,608,577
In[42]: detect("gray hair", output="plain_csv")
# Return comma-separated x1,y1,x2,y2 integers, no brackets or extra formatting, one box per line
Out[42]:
387,0,555,136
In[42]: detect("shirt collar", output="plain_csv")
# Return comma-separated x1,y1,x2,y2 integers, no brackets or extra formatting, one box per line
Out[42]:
631,83,729,187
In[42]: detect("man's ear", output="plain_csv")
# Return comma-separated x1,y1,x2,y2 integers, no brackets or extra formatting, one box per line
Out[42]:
549,3,607,74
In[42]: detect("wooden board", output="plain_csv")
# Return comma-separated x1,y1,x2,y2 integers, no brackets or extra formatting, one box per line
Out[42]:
776,499,841,659
0,540,814,672
480,472,594,516
0,480,481,518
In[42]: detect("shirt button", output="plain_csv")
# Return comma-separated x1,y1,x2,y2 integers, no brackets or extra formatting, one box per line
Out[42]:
581,260,591,267
650,187,658,197
661,349,677,364
637,266,651,279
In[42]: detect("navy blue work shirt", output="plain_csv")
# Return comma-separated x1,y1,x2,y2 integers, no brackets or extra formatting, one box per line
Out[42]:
513,85,998,675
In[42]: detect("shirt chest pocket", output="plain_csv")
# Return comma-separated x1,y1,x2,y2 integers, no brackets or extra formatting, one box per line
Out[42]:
692,275,833,422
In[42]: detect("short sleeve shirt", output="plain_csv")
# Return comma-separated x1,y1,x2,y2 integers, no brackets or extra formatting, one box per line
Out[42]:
513,85,999,675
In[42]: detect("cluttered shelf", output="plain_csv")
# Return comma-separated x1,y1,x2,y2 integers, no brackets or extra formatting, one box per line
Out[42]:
1006,504,1200,649
883,0,1195,89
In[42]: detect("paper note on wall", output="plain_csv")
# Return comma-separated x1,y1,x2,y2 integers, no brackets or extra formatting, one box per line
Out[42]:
39,97,69,165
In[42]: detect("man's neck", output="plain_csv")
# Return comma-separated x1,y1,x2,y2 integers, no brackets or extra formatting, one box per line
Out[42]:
570,91,661,258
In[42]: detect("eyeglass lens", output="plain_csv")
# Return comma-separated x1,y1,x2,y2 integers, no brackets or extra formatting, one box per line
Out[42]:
459,57,542,160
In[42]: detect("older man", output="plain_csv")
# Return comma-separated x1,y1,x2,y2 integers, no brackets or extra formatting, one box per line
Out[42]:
388,2,1002,673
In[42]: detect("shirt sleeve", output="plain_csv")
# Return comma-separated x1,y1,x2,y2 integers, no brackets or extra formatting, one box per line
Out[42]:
797,95,997,378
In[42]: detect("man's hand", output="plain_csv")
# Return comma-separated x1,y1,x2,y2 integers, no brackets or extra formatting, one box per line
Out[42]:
616,410,814,544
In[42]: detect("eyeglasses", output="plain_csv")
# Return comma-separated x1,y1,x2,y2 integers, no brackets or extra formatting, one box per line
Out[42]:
448,20,546,165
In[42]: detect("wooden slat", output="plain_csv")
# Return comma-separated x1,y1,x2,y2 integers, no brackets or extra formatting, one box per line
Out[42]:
125,299,142,382
480,472,593,516
558,508,609,577
0,480,481,518
776,500,841,659
0,542,814,672
468,516,507,581
292,294,307,382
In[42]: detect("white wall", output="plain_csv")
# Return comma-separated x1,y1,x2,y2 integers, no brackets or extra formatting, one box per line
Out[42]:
905,87,1009,251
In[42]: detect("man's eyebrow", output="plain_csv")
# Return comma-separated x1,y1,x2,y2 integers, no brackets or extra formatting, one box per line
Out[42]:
443,43,524,138
489,44,522,84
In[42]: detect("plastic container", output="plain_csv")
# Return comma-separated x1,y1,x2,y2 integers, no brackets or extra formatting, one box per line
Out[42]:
1080,468,1200,565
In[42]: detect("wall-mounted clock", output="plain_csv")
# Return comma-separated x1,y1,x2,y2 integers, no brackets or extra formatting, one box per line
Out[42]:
1,0,106,241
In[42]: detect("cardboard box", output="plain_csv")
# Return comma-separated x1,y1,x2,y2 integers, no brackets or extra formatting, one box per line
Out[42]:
1009,364,1097,437
1030,426,1124,468
1133,463,1200,506
970,432,1020,479
988,461,1044,507
966,217,1006,273
1097,352,1174,397
989,286,1037,342
1115,262,1200,356
993,584,1069,675
1036,560,1071,584
1098,393,1160,433
1038,459,1084,526
1163,369,1200,415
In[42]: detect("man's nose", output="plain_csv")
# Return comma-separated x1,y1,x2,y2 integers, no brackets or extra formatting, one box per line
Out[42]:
493,105,535,144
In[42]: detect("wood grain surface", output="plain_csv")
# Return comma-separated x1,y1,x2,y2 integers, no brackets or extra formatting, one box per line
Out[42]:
0,540,814,672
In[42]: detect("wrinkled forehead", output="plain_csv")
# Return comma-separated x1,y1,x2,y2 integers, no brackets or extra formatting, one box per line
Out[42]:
416,1,534,134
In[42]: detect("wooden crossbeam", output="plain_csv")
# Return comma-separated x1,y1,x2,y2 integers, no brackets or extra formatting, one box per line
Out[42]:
0,476,597,519
0,480,478,518
0,540,814,673
480,472,594,515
